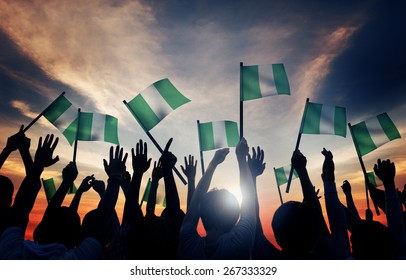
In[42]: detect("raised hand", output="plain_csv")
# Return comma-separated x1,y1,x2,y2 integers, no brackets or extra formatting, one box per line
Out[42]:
103,145,128,181
291,149,307,174
152,160,164,182
79,175,95,193
341,180,352,196
181,155,197,180
160,138,177,169
131,139,151,176
213,148,229,165
374,159,396,188
34,134,59,169
248,146,266,178
92,179,106,198
235,137,248,161
62,161,78,182
321,148,335,183
5,125,27,152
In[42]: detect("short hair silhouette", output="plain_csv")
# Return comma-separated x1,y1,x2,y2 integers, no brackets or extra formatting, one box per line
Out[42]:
350,219,394,260
272,201,318,256
199,189,240,232
34,206,81,249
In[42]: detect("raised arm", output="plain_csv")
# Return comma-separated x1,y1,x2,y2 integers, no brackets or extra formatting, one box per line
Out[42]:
374,158,406,258
122,140,151,225
181,155,197,212
146,160,163,218
47,161,78,208
291,150,329,235
341,180,361,220
160,138,181,214
9,134,59,231
182,148,229,227
69,175,94,213
321,148,351,259
95,145,127,245
0,125,33,172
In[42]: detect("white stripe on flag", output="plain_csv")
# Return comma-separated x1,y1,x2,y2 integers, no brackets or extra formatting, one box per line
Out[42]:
365,117,390,148
140,85,173,121
319,105,335,134
91,113,106,141
54,105,77,132
283,166,290,180
258,64,277,97
212,121,228,149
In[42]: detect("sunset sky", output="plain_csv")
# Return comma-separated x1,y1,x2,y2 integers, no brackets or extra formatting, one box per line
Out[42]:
0,0,405,245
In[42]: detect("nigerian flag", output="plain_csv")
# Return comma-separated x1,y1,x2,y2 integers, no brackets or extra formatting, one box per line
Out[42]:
198,120,240,151
300,101,347,137
142,179,166,207
350,113,401,157
274,164,298,186
125,78,190,131
241,63,290,101
42,177,77,203
60,112,119,145
43,94,78,144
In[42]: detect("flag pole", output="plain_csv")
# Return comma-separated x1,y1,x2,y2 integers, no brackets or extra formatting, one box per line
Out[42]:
274,168,284,205
196,120,205,176
286,98,309,193
240,62,244,140
72,108,81,164
123,100,187,185
348,123,380,216
71,108,81,193
23,91,66,132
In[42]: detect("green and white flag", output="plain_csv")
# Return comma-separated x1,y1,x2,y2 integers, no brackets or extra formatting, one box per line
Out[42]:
367,171,382,188
142,179,166,207
350,113,401,157
241,63,290,101
43,94,78,144
125,78,191,131
274,164,298,186
300,101,347,137
198,120,240,151
42,176,77,203
61,112,119,145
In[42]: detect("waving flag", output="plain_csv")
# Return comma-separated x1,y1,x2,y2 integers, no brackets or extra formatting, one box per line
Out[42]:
350,112,401,157
241,63,290,101
300,101,347,137
125,78,190,131
198,120,239,151
43,94,78,144
274,164,298,186
42,177,77,203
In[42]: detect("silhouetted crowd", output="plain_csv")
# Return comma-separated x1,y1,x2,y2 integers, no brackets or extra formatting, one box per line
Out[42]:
1,126,405,259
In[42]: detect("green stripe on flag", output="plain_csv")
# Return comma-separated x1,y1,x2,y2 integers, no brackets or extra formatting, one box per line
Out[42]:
154,79,190,110
142,180,151,202
351,122,378,157
43,95,72,123
274,165,298,187
334,107,347,137
127,95,160,131
367,172,378,188
63,118,78,145
104,115,119,144
77,112,93,141
273,64,290,95
43,178,57,202
198,122,215,151
242,65,262,101
301,102,322,134
377,113,401,141
224,121,240,147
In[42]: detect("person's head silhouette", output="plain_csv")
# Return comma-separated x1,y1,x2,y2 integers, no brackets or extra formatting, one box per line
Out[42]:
272,201,318,257
350,219,394,259
34,206,81,249
199,189,240,233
